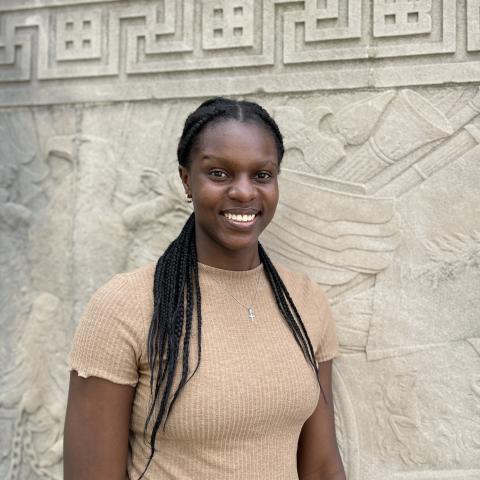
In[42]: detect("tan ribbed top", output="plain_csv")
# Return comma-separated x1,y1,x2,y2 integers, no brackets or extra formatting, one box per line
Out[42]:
69,261,339,480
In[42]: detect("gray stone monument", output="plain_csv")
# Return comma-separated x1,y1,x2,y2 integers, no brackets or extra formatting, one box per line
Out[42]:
1,1,479,479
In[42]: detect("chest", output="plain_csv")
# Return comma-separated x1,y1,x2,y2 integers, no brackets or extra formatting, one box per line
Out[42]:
142,298,320,443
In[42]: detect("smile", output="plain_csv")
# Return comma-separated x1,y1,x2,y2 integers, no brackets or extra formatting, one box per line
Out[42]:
222,212,257,223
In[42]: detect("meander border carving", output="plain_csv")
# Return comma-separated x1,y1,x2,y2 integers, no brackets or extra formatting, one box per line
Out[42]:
0,0,479,106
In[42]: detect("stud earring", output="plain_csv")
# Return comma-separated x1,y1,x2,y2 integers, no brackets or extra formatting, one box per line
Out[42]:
186,193,192,203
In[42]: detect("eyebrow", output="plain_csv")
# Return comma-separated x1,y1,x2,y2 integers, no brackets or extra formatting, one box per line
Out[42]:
201,155,278,167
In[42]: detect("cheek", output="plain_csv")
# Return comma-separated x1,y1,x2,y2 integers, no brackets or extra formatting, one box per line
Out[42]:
262,184,279,219
269,193,279,210
268,181,279,205
194,184,225,212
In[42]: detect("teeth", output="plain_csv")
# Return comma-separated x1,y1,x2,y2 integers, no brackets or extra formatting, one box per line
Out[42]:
224,212,256,222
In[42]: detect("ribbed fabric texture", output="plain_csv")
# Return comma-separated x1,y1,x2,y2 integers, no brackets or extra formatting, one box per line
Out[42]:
69,261,339,480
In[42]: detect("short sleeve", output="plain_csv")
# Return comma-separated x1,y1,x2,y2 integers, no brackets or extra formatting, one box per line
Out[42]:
69,274,142,387
313,285,340,363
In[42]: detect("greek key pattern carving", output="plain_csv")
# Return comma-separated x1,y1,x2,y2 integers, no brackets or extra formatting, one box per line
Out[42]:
55,10,103,61
202,0,255,50
0,1,476,102
373,0,456,57
0,12,34,81
373,0,433,38
282,0,363,63
467,0,480,51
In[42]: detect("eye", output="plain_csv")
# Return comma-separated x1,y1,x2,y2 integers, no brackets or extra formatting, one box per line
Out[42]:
255,171,273,181
208,169,228,179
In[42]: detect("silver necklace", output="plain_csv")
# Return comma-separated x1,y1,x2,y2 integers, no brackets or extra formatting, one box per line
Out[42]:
210,268,263,321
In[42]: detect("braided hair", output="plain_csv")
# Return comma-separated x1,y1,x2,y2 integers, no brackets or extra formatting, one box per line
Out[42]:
141,97,320,477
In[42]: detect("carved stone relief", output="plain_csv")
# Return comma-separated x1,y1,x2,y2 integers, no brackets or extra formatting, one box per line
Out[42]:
1,1,479,479
2,85,480,478
0,1,479,105
1,292,68,480
336,342,480,480
367,150,480,360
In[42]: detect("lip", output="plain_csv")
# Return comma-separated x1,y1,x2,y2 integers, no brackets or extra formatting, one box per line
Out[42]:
220,210,259,230
221,207,260,215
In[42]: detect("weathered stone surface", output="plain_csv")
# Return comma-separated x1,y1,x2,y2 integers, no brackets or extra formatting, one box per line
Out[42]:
334,342,480,480
0,2,479,479
368,152,480,360
0,1,479,105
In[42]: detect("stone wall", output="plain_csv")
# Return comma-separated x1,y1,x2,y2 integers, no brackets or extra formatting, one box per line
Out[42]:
1,1,479,479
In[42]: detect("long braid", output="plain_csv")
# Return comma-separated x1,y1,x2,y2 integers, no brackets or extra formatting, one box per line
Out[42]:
142,97,320,477
140,215,198,479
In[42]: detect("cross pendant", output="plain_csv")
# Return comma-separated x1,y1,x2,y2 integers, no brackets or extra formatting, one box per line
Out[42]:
247,307,255,321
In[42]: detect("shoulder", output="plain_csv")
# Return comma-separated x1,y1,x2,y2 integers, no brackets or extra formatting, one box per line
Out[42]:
77,261,157,349
274,262,330,308
69,262,156,385
119,262,156,309
90,262,156,314
107,261,156,293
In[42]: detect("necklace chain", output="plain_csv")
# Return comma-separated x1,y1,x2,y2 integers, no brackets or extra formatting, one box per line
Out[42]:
209,268,263,321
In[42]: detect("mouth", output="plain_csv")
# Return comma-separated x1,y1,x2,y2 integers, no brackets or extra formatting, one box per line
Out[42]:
221,209,260,226
223,212,257,222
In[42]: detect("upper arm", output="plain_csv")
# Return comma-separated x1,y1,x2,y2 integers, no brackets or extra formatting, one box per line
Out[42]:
297,360,346,480
63,371,135,480
64,274,145,479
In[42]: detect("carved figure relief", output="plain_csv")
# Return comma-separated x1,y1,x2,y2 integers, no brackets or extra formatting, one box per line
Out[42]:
0,115,40,480
0,293,67,480
0,113,36,314
122,170,192,270
415,231,480,288
72,137,128,316
0,119,132,476
371,348,480,474
28,137,76,301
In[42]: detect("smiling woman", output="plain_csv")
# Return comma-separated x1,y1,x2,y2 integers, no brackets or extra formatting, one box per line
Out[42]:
180,120,280,270
63,97,346,480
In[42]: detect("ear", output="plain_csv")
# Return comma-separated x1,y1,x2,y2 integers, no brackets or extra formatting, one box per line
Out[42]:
178,166,191,197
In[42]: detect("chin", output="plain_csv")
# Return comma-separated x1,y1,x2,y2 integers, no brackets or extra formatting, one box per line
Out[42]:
218,233,260,252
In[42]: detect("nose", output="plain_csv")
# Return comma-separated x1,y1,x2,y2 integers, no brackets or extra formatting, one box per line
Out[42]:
227,174,256,202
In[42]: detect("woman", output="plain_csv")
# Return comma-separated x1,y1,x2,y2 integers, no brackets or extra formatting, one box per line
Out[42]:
64,97,346,480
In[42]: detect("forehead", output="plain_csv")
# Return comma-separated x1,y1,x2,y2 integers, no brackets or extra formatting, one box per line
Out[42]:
193,119,277,158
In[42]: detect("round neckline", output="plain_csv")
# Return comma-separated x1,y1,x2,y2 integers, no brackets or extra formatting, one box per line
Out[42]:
198,261,264,279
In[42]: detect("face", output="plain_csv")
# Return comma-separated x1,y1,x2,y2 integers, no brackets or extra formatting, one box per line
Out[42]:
179,119,280,265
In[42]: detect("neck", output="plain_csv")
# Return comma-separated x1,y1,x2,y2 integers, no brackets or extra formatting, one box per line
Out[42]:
196,242,261,271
